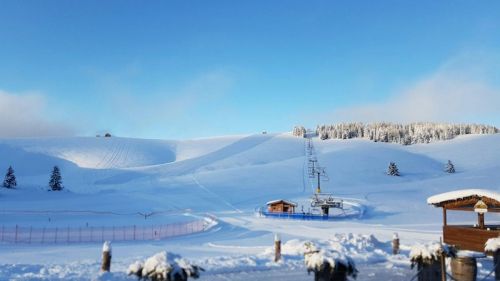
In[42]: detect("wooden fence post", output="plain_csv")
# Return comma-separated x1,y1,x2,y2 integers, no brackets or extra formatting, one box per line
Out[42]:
440,238,446,281
494,250,500,281
101,241,112,272
274,233,281,262
392,233,400,255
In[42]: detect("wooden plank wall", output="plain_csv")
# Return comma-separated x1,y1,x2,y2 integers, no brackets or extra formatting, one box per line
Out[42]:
444,225,500,252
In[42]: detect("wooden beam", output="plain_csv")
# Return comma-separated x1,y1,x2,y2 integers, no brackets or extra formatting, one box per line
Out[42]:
478,213,485,229
438,196,500,209
443,208,447,226
445,207,500,213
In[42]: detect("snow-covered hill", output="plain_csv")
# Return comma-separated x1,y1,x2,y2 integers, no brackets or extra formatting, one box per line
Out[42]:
0,133,499,220
1,133,499,280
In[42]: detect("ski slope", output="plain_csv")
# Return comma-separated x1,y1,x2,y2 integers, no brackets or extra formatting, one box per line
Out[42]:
0,133,499,280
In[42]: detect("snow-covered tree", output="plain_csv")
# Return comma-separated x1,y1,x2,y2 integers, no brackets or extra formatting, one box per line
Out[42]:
3,166,17,189
292,126,307,137
315,122,499,145
49,166,64,191
444,160,455,174
387,162,400,176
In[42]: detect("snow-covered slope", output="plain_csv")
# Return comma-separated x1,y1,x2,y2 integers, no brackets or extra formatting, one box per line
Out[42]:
1,133,500,280
1,133,499,213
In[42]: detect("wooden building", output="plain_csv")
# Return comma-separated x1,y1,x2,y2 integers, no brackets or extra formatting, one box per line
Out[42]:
267,200,297,213
428,189,500,253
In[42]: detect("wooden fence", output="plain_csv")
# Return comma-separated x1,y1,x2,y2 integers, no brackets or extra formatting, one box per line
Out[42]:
0,219,209,244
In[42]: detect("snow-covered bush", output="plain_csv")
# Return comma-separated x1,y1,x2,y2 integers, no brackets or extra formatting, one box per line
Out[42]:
304,242,358,280
444,160,455,173
409,243,456,268
485,237,500,253
316,122,498,145
387,162,400,176
292,126,307,137
128,251,203,281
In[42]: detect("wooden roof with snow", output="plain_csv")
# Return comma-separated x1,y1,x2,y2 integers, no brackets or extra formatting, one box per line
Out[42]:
427,189,500,212
266,199,297,206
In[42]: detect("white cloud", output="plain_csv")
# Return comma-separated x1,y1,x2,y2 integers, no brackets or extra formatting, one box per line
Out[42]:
0,90,75,138
331,54,500,125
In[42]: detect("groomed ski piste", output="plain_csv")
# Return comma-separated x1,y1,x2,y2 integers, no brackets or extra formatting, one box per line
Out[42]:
1,133,499,280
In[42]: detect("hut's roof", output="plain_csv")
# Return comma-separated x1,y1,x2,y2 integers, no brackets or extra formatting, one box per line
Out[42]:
266,199,298,206
427,189,500,207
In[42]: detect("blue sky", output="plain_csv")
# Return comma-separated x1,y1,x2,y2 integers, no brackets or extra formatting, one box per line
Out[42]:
1,1,499,139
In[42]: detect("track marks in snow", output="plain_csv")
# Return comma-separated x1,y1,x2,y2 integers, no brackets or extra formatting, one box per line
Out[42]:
191,174,243,213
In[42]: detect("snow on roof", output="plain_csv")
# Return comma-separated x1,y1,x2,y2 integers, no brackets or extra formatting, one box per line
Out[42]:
266,199,297,206
427,189,500,205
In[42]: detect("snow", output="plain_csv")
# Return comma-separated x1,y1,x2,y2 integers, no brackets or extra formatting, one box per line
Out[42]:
485,238,500,253
128,251,202,280
304,246,356,273
266,199,297,206
126,261,143,276
427,189,500,205
102,241,112,254
455,250,486,258
409,243,444,263
141,251,172,279
1,133,500,280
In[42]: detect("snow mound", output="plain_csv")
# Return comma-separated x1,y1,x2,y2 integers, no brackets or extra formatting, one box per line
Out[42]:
303,242,358,278
485,238,500,252
127,261,144,276
128,251,203,280
409,243,455,266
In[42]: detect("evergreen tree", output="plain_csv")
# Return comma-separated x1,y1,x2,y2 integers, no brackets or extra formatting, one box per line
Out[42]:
3,166,17,188
49,166,64,191
444,160,456,173
387,162,400,176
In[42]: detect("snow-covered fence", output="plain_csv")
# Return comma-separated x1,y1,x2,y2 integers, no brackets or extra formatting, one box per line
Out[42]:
0,219,210,244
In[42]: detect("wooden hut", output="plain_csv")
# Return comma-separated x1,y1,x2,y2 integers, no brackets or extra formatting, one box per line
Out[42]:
266,200,297,214
428,189,500,253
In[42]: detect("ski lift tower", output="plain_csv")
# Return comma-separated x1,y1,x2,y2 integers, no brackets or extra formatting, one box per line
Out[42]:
308,160,343,216
308,160,328,194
